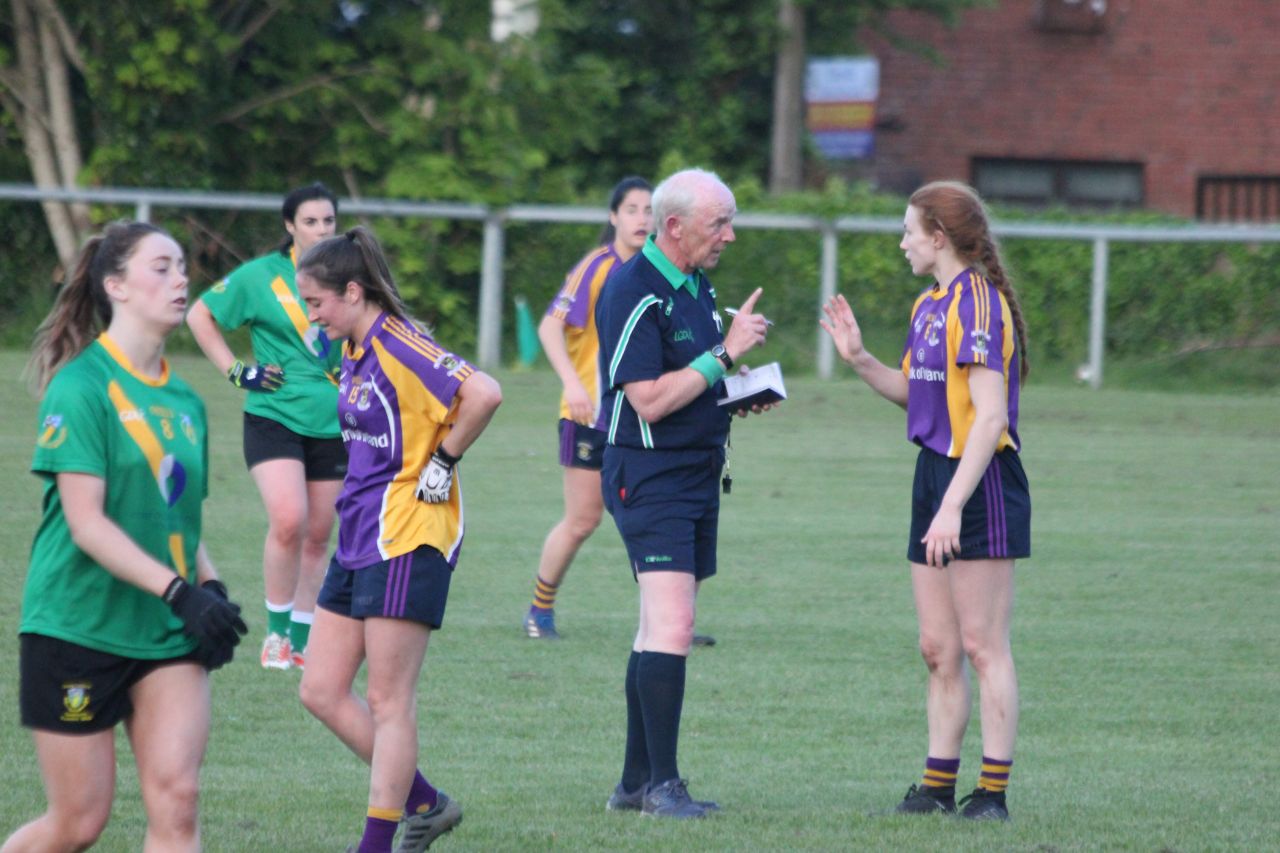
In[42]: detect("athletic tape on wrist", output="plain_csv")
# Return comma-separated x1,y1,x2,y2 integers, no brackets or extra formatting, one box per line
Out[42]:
689,352,727,387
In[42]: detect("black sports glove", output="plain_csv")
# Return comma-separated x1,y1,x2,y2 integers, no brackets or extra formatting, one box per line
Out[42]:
191,580,242,671
227,360,284,392
201,578,231,601
194,637,236,671
163,577,249,655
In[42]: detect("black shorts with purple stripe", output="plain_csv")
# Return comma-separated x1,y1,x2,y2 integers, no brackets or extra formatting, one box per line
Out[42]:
317,545,453,629
907,446,1031,565
558,418,605,470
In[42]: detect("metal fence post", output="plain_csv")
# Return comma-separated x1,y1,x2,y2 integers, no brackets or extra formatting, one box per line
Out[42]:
1086,236,1109,389
477,211,506,369
2,183,1276,387
817,224,838,379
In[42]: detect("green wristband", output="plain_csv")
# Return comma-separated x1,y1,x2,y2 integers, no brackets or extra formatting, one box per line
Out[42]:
689,351,727,387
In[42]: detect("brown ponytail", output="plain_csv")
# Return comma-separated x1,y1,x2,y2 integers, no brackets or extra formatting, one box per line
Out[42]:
26,221,166,394
909,181,1030,381
296,226,415,324
976,233,1030,381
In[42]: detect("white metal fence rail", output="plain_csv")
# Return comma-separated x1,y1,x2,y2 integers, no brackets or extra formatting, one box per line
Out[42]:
3,183,1279,387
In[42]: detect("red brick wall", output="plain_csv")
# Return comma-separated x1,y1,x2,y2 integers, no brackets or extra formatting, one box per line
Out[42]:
858,0,1280,217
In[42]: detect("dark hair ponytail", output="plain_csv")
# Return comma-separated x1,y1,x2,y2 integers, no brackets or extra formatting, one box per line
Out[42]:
27,221,167,393
598,176,652,245
296,226,413,322
277,182,339,254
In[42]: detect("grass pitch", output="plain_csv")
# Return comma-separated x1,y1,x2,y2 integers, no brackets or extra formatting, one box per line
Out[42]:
0,352,1276,851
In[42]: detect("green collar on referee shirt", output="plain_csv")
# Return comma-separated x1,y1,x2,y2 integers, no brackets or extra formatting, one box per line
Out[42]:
642,234,700,297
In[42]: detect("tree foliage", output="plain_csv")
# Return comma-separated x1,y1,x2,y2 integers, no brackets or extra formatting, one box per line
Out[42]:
30,0,1251,373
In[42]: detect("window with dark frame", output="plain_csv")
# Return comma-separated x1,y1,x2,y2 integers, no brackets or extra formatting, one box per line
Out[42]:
1196,176,1280,223
972,158,1144,209
1033,0,1109,34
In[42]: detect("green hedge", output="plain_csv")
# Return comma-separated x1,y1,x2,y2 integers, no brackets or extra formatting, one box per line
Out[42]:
3,183,1277,389
505,182,1280,386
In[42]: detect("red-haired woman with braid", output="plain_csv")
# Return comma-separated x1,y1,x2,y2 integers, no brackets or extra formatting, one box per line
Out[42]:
821,181,1031,821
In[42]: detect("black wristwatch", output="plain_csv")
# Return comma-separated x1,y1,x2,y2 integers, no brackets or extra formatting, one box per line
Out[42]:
711,344,734,370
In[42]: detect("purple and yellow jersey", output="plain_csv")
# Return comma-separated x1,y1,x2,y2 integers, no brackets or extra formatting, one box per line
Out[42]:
901,268,1021,458
335,314,475,569
544,244,621,421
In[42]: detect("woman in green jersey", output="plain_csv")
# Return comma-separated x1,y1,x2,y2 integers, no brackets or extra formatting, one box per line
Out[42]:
4,221,247,852
187,183,345,671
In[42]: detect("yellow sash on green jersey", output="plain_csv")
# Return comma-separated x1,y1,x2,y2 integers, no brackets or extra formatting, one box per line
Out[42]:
273,248,338,385
106,380,191,579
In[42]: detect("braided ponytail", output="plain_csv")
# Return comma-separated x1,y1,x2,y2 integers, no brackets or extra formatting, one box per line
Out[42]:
977,235,1029,381
910,181,1029,381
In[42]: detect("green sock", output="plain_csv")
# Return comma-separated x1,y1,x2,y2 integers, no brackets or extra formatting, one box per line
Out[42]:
266,601,292,637
289,612,313,653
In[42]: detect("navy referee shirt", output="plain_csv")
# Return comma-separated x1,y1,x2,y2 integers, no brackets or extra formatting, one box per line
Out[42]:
596,235,731,451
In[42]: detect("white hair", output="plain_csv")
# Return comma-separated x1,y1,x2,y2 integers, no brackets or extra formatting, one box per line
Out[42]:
652,168,729,237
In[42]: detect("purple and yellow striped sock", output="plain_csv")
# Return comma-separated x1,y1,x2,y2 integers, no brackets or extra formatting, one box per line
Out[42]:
531,576,558,612
922,756,960,789
358,807,402,853
977,756,1012,793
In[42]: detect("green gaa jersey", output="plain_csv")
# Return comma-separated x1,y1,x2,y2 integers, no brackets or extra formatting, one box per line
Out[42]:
200,249,342,437
21,335,209,659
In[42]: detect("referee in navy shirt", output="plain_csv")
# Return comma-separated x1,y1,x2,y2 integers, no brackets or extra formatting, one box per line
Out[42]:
595,168,770,818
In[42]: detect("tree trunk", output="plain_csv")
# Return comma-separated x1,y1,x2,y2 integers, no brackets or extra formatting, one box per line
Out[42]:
38,11,90,236
8,0,85,271
768,0,806,195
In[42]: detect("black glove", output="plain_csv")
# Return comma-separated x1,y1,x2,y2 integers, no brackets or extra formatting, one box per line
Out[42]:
191,580,243,671
227,360,284,392
164,577,248,666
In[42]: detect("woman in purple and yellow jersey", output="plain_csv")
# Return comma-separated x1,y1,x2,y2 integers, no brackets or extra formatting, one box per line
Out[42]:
523,177,653,639
5,222,246,852
294,226,501,853
187,182,344,671
821,181,1031,822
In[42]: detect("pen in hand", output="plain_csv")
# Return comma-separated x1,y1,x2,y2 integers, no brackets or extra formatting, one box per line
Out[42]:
723,307,774,327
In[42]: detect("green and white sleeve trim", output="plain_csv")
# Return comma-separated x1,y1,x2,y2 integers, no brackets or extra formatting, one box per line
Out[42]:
608,295,661,386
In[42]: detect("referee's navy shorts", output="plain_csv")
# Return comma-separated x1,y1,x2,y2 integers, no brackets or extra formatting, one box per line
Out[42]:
558,418,605,470
908,446,1031,565
243,412,346,480
317,545,453,629
601,446,723,582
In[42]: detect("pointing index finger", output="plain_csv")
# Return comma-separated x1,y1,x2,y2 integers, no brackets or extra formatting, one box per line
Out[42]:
738,286,763,315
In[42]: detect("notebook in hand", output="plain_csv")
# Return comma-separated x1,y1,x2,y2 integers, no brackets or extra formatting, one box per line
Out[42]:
718,362,787,409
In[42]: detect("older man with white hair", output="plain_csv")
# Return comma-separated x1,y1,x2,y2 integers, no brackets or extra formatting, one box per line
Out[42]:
594,167,772,818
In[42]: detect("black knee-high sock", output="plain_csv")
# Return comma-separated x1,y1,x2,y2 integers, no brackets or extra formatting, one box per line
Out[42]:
620,651,649,792
637,651,687,787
